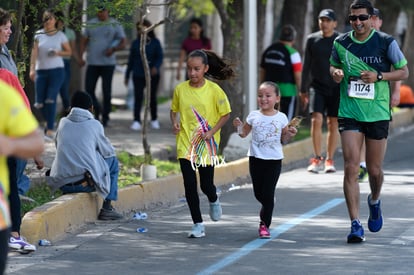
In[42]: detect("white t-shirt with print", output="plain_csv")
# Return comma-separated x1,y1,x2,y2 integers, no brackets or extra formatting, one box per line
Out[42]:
246,110,288,160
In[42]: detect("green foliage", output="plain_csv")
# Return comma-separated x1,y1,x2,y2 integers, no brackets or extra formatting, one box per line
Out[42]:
173,0,216,18
293,126,310,142
117,151,180,187
20,183,62,215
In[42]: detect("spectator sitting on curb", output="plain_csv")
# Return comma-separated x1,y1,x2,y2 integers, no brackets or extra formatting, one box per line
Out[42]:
46,91,123,220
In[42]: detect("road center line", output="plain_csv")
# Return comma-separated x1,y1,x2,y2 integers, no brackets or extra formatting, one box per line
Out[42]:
197,198,345,275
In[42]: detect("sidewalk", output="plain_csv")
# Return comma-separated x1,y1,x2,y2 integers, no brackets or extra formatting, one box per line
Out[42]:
19,79,414,244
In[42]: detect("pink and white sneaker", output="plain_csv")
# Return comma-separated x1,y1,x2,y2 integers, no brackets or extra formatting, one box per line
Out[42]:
258,222,270,239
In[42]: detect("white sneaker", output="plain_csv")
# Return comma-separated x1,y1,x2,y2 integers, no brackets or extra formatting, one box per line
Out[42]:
9,236,37,253
209,198,222,222
188,223,205,238
150,120,160,129
130,121,141,131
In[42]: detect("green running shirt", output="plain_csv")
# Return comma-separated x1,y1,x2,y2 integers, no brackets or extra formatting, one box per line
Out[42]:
330,29,407,122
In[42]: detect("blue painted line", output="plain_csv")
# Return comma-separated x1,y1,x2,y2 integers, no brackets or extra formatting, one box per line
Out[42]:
197,198,345,275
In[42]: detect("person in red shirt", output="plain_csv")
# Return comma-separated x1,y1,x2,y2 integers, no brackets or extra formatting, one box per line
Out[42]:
176,18,211,81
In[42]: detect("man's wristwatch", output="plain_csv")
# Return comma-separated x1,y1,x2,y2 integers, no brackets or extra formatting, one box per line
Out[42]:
377,71,383,81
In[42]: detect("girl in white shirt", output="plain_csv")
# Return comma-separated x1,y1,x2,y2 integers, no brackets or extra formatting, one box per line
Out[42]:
233,81,297,239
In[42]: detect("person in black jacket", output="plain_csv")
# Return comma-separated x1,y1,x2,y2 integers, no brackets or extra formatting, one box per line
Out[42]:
300,9,340,174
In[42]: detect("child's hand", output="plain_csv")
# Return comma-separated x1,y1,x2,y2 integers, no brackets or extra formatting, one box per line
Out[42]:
287,125,298,136
232,117,242,127
172,122,180,135
34,155,44,170
233,117,244,135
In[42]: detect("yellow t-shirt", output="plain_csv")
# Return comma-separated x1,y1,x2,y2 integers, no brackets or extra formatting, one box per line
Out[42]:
171,79,231,165
0,80,39,229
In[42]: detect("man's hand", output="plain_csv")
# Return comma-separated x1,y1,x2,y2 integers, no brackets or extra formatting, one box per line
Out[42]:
332,68,344,83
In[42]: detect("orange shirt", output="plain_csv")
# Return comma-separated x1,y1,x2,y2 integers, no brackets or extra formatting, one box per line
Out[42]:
399,84,414,105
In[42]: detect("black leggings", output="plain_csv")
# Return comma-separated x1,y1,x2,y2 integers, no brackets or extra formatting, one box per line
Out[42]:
249,157,282,228
7,157,21,233
0,228,9,274
179,159,218,224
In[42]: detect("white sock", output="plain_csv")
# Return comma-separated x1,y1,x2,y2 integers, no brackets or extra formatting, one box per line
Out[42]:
370,199,379,205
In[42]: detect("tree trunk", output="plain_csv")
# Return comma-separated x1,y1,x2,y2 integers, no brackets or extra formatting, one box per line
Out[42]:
211,0,244,154
375,0,401,37
257,1,267,69
280,0,308,54
140,31,152,164
402,10,414,88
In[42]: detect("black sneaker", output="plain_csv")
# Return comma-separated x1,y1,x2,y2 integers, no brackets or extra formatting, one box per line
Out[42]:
98,207,123,220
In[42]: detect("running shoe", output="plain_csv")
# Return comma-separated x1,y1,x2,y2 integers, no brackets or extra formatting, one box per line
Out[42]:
367,194,383,232
130,121,141,131
258,222,270,239
324,159,336,173
347,220,365,243
188,223,205,238
9,236,37,253
307,157,323,173
209,198,222,222
150,120,160,129
358,165,368,182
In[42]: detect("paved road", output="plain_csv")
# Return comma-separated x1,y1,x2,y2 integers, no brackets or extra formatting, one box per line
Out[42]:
6,126,414,274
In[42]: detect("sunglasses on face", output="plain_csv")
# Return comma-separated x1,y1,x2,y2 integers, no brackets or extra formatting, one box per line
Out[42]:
43,16,51,23
349,14,370,22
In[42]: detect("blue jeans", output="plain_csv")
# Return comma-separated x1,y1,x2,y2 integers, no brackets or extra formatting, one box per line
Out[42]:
16,158,29,195
35,67,65,130
60,59,71,110
59,156,119,201
85,65,115,123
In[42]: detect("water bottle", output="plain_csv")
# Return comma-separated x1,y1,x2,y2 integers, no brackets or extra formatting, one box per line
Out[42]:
38,239,51,246
132,212,148,220
235,117,243,134
136,227,148,233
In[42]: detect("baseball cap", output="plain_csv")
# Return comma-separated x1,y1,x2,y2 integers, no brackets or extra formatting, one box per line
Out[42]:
373,8,382,19
318,9,336,21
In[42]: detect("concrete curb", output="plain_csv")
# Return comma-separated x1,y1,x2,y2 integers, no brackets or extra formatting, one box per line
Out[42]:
20,108,414,244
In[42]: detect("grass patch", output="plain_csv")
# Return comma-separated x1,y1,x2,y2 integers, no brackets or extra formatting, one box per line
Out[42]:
293,126,310,142
21,183,62,215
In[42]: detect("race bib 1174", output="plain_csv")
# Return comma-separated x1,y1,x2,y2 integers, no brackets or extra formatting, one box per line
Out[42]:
348,77,375,99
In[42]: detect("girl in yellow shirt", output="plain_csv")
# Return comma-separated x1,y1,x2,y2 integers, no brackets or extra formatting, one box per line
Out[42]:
170,50,234,238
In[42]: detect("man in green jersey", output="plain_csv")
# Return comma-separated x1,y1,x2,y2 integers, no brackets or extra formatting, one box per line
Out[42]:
330,0,409,243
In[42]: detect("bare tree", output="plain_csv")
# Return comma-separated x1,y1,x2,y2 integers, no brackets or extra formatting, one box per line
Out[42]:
211,0,244,154
280,0,308,55
137,0,174,164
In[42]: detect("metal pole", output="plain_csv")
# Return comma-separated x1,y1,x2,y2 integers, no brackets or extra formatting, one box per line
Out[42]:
244,0,257,114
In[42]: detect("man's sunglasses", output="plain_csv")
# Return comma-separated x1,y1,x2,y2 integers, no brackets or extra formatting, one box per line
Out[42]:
349,14,370,21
